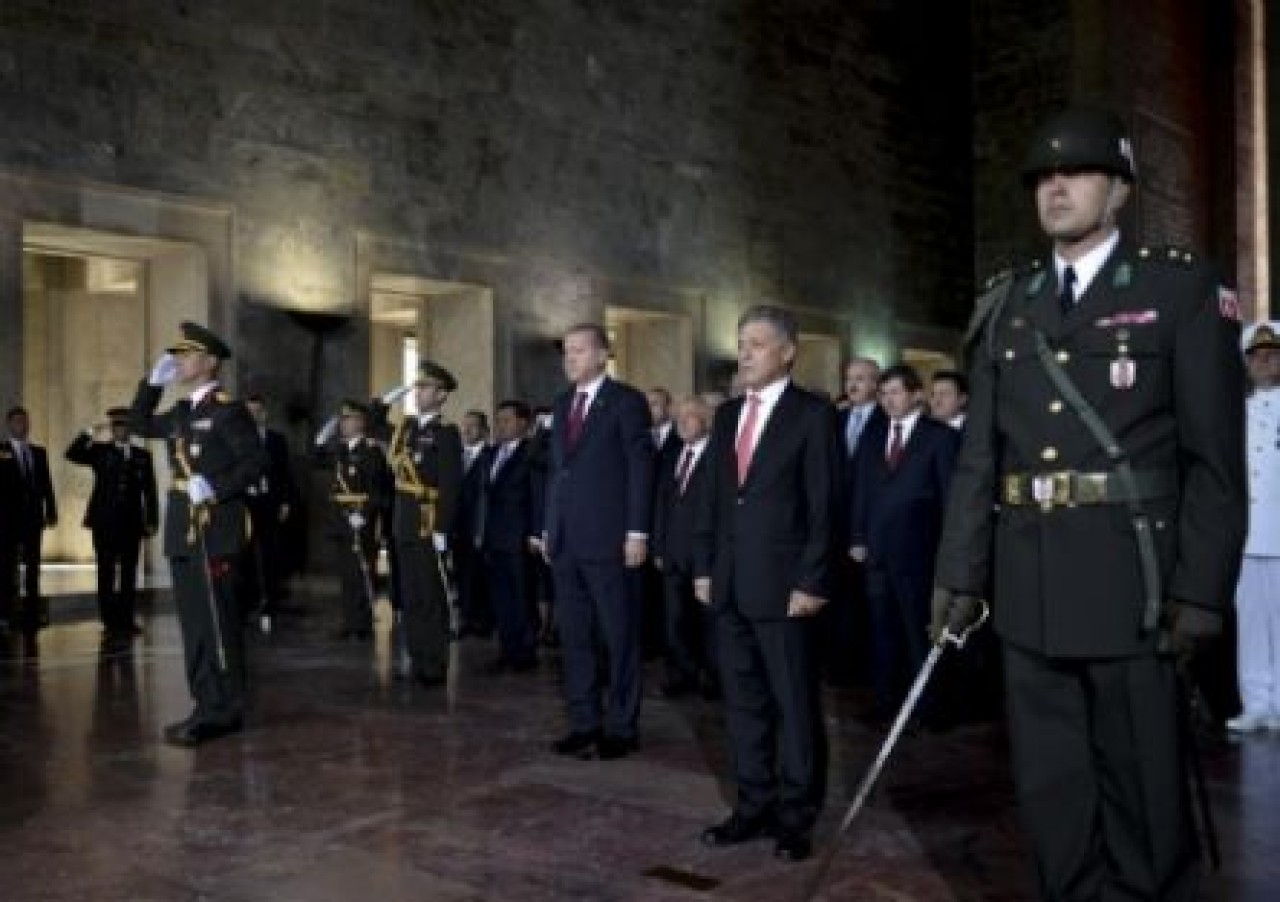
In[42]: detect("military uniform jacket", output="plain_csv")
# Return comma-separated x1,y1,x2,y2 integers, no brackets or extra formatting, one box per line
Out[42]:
131,381,269,558
318,436,390,541
389,414,462,542
1245,386,1280,556
935,241,1248,657
65,434,159,535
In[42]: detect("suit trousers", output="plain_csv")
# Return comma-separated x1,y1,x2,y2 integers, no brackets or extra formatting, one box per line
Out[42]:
553,552,641,738
485,548,536,665
662,564,716,683
93,528,142,629
865,564,930,713
1003,642,1199,901
396,538,450,680
2,528,45,629
717,603,826,832
171,553,246,725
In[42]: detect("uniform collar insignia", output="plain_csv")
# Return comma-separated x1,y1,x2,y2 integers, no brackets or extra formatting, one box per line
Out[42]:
1026,271,1047,296
1113,261,1133,288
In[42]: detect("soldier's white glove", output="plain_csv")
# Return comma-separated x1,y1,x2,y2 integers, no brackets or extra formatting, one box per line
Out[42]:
187,474,215,505
348,512,366,530
380,384,412,406
432,532,449,553
315,415,339,446
148,353,180,387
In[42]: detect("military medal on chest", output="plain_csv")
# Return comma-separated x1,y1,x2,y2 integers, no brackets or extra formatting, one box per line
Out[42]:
1110,328,1137,390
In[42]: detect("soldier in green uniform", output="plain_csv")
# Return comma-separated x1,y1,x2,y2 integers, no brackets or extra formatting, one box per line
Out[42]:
314,399,390,640
132,322,267,747
387,361,462,686
932,108,1247,900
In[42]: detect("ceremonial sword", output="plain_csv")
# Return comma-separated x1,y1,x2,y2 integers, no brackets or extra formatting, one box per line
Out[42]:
798,600,990,902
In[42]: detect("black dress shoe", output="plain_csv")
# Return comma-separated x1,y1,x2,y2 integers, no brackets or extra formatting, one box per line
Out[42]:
699,678,723,701
416,671,447,688
597,734,637,760
773,830,812,862
701,811,777,847
552,729,601,757
508,657,538,673
482,657,511,675
163,718,244,748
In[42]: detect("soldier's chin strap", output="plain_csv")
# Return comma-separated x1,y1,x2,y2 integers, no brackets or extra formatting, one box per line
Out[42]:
1029,329,1163,632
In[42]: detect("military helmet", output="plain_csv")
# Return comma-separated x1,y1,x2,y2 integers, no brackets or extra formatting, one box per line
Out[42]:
1021,107,1136,187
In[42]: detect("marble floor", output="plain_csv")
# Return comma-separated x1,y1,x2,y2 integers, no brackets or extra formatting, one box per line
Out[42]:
0,592,1276,901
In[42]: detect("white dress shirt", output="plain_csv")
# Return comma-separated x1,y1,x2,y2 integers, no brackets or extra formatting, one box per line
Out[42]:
190,381,220,406
884,408,924,456
735,377,790,448
1055,229,1120,302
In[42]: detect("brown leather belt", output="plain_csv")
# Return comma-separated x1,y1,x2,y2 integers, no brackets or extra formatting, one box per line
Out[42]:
1002,469,1176,511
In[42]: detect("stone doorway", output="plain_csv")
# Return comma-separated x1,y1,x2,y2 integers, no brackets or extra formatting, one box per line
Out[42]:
368,274,495,422
20,223,210,587
603,306,693,398
794,332,842,401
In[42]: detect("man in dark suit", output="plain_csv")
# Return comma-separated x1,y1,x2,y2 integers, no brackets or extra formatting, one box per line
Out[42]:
825,358,885,686
653,394,717,698
934,108,1247,899
1,406,58,634
313,399,390,640
479,400,542,672
65,406,159,638
241,395,297,632
132,322,267,746
642,387,682,658
694,304,839,863
454,409,494,639
849,364,960,715
544,323,654,760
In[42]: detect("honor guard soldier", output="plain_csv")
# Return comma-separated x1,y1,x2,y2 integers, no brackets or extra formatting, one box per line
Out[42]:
387,360,462,686
65,406,159,639
314,399,390,640
1229,321,1280,733
932,108,1247,900
132,322,268,747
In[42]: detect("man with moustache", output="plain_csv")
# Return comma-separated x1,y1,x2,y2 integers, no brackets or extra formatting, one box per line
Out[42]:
695,304,839,862
933,108,1246,900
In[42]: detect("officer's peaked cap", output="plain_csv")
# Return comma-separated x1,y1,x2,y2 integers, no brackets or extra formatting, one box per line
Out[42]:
167,321,232,359
415,360,458,392
1243,321,1280,354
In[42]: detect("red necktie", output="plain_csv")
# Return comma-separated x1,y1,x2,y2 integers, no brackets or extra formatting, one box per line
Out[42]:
735,393,761,486
675,446,694,494
887,421,904,469
566,391,588,450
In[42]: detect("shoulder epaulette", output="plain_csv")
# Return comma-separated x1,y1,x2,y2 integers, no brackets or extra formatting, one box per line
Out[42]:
1137,245,1197,267
965,265,1020,348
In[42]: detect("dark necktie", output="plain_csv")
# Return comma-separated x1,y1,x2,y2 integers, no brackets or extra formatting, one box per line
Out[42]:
1058,265,1078,316
566,391,588,450
675,446,694,495
887,422,904,469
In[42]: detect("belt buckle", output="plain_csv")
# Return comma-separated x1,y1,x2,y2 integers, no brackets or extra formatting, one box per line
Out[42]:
1032,471,1072,511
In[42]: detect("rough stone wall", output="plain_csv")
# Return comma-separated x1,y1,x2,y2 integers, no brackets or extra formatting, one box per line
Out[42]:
0,0,974,417
972,0,1240,288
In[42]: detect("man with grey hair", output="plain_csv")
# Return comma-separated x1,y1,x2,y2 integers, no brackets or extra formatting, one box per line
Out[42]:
695,303,839,862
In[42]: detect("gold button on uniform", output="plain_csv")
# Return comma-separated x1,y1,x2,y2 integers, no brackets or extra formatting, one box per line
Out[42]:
1056,350,1070,363
1049,400,1064,413
1041,447,1059,462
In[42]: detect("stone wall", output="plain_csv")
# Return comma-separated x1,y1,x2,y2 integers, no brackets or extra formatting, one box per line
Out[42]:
0,0,975,428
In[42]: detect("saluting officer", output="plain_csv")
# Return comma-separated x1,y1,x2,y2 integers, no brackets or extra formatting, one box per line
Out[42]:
932,108,1247,900
387,361,462,687
65,406,159,638
132,322,267,747
314,399,390,640
1229,321,1280,733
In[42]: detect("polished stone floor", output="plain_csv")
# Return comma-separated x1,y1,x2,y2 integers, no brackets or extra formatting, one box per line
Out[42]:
0,590,1276,901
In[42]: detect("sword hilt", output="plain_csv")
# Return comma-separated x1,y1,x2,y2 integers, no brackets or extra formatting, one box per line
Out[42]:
938,598,990,649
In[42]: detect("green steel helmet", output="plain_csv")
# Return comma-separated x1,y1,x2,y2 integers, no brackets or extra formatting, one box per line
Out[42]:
1021,107,1136,187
